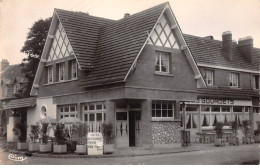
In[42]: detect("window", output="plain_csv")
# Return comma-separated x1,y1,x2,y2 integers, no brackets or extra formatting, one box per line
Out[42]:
13,83,20,94
58,62,65,81
155,51,170,73
59,104,77,119
233,106,243,113
47,66,53,83
83,102,106,133
211,106,220,112
230,73,239,87
152,101,173,118
253,75,259,89
186,105,198,112
203,69,214,85
71,60,77,79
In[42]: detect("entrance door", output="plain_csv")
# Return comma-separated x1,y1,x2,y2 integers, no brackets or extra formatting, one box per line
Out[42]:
129,111,136,147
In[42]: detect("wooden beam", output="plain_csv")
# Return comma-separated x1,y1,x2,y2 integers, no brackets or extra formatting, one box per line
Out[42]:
170,24,177,30
33,84,39,88
41,58,47,63
48,35,54,39
194,75,201,79
181,45,187,50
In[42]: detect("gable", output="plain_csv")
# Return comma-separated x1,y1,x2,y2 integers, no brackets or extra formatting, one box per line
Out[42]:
47,22,73,62
147,14,179,49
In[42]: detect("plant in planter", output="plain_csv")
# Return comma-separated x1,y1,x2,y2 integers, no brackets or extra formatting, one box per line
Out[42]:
53,123,67,153
72,123,88,154
39,123,52,153
229,121,239,146
102,122,115,154
241,120,251,144
254,121,260,143
28,124,40,152
214,122,225,147
13,122,28,151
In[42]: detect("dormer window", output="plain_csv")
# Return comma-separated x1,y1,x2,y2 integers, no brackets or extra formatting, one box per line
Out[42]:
230,72,239,87
253,75,259,89
71,60,77,79
155,51,170,73
203,69,214,86
14,83,20,94
58,62,65,81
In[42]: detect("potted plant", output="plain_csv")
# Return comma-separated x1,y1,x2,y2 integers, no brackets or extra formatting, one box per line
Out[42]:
72,123,88,154
214,122,225,147
229,121,239,146
13,122,28,151
241,120,251,144
53,123,67,153
28,124,40,152
102,122,115,154
254,121,260,143
39,123,52,153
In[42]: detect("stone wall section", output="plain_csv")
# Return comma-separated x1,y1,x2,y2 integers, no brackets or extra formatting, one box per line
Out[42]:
152,121,181,144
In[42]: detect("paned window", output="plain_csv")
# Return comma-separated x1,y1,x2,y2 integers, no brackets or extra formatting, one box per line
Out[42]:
13,83,20,94
203,69,214,85
155,51,170,73
152,101,173,118
58,62,65,81
230,73,239,87
71,60,77,79
47,66,53,83
59,104,77,119
253,75,259,89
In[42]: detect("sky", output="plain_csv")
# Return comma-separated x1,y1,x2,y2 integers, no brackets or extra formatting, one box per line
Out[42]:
0,0,260,65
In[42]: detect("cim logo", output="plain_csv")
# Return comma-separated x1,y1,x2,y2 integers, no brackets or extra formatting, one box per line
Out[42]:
8,154,27,162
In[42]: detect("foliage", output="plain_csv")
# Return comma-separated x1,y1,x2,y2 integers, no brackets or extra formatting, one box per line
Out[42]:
17,17,52,98
40,123,49,144
54,123,66,145
102,122,114,144
214,122,224,139
13,122,27,142
71,123,88,145
230,120,239,138
254,121,260,136
241,120,250,137
29,124,40,142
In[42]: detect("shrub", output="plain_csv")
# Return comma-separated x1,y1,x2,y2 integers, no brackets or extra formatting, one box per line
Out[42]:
214,122,224,139
40,123,49,144
230,120,239,138
241,120,250,137
71,123,88,145
13,122,27,142
54,123,66,145
29,124,40,143
102,122,114,144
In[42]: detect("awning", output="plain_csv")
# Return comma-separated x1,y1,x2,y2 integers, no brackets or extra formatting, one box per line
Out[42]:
4,97,36,110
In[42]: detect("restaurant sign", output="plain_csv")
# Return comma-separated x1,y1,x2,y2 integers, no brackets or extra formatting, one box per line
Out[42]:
187,98,252,106
87,132,103,155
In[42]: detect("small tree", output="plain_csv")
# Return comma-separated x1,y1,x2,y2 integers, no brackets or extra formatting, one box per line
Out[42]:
214,122,224,139
29,124,40,143
230,121,239,138
13,122,27,142
54,123,66,145
40,123,49,144
241,120,250,137
102,123,114,144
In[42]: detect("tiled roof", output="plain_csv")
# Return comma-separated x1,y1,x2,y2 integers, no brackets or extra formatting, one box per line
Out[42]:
4,97,36,110
198,87,259,100
1,64,28,85
56,9,114,69
79,2,167,86
184,34,260,71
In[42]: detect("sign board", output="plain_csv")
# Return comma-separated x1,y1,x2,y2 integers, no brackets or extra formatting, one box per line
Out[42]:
87,132,103,155
186,98,252,106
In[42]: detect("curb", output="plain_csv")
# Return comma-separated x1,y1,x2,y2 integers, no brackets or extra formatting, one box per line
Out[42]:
4,148,200,159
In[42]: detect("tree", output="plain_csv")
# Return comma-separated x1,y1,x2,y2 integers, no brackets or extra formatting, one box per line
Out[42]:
18,17,52,98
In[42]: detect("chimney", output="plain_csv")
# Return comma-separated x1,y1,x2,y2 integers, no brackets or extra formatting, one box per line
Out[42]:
222,31,233,60
238,36,253,63
124,13,130,18
1,59,9,72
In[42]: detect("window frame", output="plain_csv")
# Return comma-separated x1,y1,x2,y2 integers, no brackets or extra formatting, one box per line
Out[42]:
152,100,174,121
47,65,53,83
230,72,239,87
58,104,78,119
71,60,78,79
155,51,170,74
13,83,21,94
253,75,259,89
204,69,214,86
58,62,65,82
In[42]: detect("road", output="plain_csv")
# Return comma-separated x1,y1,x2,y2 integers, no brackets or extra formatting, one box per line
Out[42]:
0,144,259,165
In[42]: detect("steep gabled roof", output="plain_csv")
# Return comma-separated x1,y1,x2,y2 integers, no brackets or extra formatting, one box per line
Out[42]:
184,34,260,72
1,64,28,85
79,2,167,86
56,9,114,69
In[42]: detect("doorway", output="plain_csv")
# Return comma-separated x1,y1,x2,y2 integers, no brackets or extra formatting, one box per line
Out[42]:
129,111,136,147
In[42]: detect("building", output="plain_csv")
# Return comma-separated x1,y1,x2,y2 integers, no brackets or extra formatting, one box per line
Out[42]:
0,59,30,139
6,2,259,147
